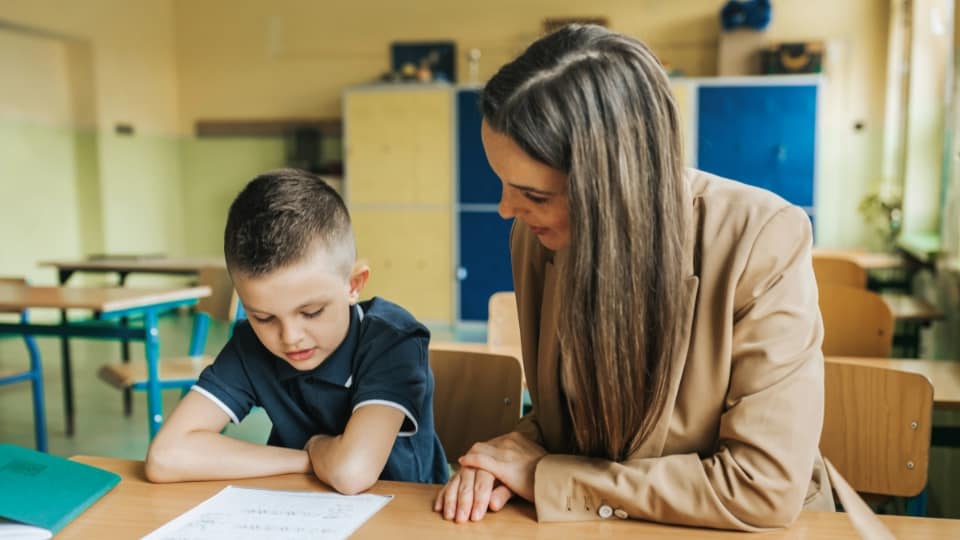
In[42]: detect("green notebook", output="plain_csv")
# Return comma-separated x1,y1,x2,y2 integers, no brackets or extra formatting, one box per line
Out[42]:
0,444,120,537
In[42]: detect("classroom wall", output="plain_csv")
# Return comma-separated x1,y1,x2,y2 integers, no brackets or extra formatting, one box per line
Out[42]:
0,0,184,283
0,0,894,285
172,0,890,251
0,29,83,284
178,137,286,257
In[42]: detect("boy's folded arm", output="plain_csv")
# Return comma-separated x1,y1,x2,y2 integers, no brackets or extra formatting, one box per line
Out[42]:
306,404,405,495
145,391,311,483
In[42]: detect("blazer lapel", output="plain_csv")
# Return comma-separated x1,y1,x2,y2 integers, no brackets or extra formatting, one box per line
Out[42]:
537,254,568,452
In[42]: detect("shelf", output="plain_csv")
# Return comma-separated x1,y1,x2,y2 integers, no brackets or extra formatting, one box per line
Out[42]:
195,118,341,137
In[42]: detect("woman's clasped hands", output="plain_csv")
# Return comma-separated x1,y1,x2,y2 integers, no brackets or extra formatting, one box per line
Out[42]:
433,432,547,522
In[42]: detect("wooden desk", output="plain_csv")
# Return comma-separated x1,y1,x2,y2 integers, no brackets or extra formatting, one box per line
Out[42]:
39,257,224,422
429,340,521,359
883,293,945,324
812,248,906,271
881,293,945,357
0,283,210,437
59,456,960,539
40,257,225,284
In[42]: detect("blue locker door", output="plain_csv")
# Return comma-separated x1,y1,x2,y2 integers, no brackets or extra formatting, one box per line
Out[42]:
458,212,514,321
457,89,501,204
697,85,816,209
457,88,513,320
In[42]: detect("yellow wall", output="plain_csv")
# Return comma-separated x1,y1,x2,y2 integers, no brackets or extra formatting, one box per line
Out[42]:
0,0,894,280
172,0,889,248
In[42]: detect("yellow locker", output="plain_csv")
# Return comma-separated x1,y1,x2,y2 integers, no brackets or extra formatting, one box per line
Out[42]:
352,208,452,323
345,85,455,324
344,87,452,206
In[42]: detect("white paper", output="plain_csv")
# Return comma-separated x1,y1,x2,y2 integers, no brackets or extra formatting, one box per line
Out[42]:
142,486,391,540
0,519,51,540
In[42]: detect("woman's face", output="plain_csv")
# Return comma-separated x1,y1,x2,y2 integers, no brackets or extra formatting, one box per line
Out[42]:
481,121,570,251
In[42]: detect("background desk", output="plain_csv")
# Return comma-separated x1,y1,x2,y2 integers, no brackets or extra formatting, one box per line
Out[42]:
0,284,210,437
60,456,960,539
40,257,225,284
39,257,223,422
812,248,907,271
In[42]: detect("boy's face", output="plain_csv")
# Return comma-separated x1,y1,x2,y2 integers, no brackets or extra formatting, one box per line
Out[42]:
233,242,368,372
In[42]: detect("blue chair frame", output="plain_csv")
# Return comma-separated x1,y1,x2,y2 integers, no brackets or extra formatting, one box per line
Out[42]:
0,310,47,452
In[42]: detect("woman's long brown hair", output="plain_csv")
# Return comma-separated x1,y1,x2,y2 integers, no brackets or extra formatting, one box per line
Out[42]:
480,25,689,461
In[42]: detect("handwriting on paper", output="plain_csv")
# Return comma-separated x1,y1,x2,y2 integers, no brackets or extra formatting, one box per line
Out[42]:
143,486,392,540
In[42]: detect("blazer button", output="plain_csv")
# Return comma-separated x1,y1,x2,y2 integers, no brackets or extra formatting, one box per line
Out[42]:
597,504,613,519
614,508,628,519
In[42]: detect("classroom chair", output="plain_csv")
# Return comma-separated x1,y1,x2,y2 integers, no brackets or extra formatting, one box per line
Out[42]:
487,291,521,347
818,284,894,357
821,359,933,515
0,277,47,452
97,266,241,408
429,348,523,464
813,256,869,289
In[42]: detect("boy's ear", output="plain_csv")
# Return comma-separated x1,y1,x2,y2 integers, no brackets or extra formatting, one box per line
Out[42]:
348,260,370,304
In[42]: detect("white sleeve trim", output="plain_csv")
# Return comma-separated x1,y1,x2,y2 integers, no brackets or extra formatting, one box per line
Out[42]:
191,385,241,424
353,399,418,437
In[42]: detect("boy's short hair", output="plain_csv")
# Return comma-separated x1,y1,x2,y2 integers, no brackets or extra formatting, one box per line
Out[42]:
224,168,355,278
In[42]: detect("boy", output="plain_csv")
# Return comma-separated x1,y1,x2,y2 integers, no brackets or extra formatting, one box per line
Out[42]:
145,169,449,493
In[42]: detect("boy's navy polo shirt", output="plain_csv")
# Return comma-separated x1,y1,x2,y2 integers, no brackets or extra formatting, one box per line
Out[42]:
193,297,448,485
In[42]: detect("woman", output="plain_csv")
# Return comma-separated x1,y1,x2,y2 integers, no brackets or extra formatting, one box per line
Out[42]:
434,25,833,530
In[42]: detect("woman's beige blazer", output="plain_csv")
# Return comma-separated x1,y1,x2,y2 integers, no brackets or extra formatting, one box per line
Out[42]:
512,169,833,530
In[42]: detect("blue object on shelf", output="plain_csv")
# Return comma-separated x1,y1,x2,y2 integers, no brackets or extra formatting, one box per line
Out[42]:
720,0,772,31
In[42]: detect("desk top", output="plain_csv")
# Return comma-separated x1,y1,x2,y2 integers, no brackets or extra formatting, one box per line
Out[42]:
39,257,225,274
811,248,906,271
59,456,960,539
0,284,211,314
826,356,960,409
882,293,945,322
429,340,521,357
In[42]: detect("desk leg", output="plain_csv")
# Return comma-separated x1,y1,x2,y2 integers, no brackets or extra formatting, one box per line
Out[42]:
56,269,75,436
893,321,921,358
60,310,75,436
144,309,163,438
118,271,132,417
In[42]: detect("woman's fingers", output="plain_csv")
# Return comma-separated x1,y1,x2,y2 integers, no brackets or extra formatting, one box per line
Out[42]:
470,469,496,521
489,484,515,512
440,471,461,520
454,467,476,523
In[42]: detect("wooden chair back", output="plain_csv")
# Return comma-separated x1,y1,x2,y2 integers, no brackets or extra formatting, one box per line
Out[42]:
813,256,868,289
821,360,933,497
430,348,523,463
195,266,239,323
818,285,894,357
487,291,520,347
